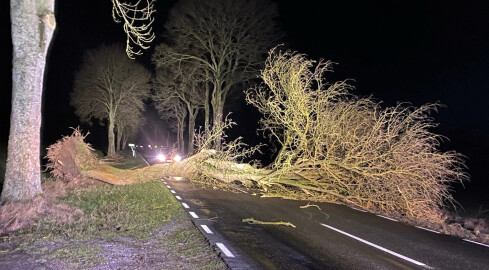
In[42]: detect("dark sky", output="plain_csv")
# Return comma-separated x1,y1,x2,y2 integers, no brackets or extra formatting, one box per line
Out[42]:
1,0,489,207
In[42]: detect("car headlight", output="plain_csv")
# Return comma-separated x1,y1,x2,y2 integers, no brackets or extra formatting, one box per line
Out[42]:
173,155,182,162
157,154,165,162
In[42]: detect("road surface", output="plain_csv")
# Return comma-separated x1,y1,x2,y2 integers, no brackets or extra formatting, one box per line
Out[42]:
161,176,489,270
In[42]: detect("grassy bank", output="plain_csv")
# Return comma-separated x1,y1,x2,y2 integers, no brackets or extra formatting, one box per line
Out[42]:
0,173,225,268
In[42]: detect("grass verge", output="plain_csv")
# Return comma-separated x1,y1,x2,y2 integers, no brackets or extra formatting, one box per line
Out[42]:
0,178,225,269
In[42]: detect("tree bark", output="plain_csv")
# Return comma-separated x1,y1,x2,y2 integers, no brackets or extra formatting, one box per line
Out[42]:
1,0,56,203
204,82,211,134
107,117,116,156
177,120,184,154
115,127,122,152
187,108,197,155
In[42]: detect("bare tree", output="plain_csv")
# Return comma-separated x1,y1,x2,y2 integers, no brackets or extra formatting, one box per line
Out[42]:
71,44,151,156
115,103,144,152
154,58,206,154
1,0,56,203
246,48,468,220
153,0,281,148
112,0,155,59
154,97,187,153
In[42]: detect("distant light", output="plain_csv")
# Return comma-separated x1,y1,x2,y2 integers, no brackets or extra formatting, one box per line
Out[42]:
148,145,152,148
157,154,165,162
173,155,182,162
155,145,158,148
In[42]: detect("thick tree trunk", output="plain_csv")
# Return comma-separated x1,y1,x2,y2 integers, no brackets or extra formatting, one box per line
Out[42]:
107,118,116,156
204,83,211,134
177,120,185,154
187,107,198,155
115,127,122,152
211,84,223,150
1,0,56,203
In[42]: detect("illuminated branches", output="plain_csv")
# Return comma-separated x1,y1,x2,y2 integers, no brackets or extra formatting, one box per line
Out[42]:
246,48,468,220
112,0,155,59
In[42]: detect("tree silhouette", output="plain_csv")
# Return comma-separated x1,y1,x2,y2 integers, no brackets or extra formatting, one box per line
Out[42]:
71,44,151,156
154,58,206,154
153,0,281,148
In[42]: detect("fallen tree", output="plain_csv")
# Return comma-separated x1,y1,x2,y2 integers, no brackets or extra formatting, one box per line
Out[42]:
48,46,469,222
244,48,468,221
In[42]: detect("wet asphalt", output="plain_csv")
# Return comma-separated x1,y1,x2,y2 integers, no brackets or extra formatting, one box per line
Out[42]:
161,176,489,270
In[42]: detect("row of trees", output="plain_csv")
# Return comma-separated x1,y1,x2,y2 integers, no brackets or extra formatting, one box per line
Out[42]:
71,0,281,156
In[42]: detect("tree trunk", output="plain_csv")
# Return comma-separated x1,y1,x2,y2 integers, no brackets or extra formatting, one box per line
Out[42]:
107,117,116,156
177,120,185,154
204,82,211,134
1,0,56,203
187,108,197,155
122,135,128,151
211,84,223,150
115,127,122,152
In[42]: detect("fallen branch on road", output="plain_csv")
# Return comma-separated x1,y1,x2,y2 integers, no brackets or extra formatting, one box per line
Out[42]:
242,218,296,228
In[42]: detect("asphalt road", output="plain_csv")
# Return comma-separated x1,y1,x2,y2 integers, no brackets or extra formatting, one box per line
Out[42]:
161,176,489,270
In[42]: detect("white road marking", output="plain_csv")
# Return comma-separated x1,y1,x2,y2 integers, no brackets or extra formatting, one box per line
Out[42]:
463,239,489,248
216,242,235,257
182,202,189,209
201,225,214,234
320,223,427,267
189,211,199,218
415,226,440,234
376,214,398,222
175,196,182,200
170,190,176,194
166,185,171,188
351,207,368,213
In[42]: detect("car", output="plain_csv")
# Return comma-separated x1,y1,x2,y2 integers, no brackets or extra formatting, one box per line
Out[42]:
155,151,183,163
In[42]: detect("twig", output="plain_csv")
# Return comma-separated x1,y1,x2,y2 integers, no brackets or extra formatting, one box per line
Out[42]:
242,217,296,228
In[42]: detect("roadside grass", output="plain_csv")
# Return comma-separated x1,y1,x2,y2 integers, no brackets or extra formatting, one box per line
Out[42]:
0,150,226,268
50,180,182,240
109,150,148,170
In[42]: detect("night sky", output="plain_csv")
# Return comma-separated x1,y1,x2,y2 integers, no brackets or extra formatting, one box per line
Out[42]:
1,0,489,208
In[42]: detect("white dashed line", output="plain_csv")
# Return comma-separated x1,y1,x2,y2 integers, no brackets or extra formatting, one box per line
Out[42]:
320,223,427,267
201,225,214,234
182,202,189,209
166,185,171,188
175,196,182,200
351,207,368,213
170,190,176,194
216,243,235,257
189,212,199,218
463,239,489,248
415,226,440,234
376,214,398,222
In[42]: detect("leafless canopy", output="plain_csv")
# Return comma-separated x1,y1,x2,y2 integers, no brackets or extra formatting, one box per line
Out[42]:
71,44,151,156
153,0,281,147
112,0,155,59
